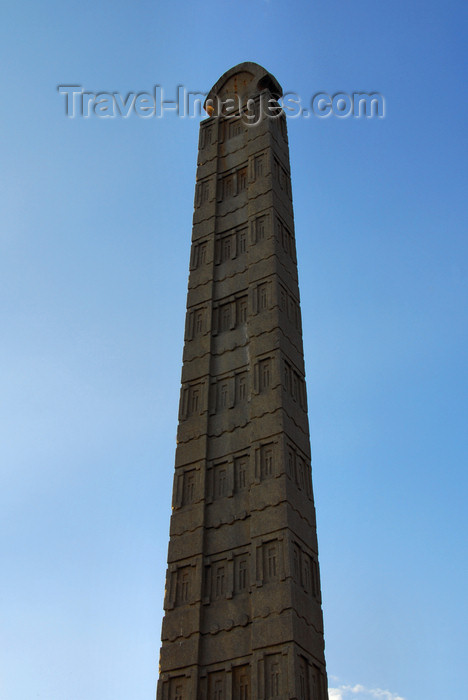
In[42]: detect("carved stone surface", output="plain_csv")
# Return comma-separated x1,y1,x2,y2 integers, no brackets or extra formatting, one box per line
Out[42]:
157,63,328,700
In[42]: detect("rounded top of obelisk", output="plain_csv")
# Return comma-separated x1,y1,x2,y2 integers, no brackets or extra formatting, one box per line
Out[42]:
203,62,282,115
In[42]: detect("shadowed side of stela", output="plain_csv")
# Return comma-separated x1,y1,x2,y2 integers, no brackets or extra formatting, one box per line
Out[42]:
156,63,328,700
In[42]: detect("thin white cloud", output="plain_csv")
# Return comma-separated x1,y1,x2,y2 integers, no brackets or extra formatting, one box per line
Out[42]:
329,689,344,700
328,684,405,700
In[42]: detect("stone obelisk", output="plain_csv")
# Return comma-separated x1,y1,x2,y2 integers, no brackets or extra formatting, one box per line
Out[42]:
157,63,328,700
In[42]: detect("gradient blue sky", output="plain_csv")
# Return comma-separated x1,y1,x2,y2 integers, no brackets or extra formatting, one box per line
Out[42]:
1,2,467,699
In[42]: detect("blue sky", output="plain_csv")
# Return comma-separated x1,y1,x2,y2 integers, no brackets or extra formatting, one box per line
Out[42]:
0,1,466,699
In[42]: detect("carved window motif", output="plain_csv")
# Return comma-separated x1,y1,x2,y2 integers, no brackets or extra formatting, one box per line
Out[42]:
222,174,234,199
279,285,287,312
218,467,227,495
194,309,204,335
255,215,266,242
236,373,247,402
274,160,289,195
198,242,207,265
176,566,191,605
264,542,278,582
311,666,322,700
214,295,247,333
219,303,232,331
291,541,320,598
214,564,226,599
303,554,312,593
254,154,264,178
236,557,248,592
221,235,232,262
214,680,224,700
191,241,207,269
287,448,295,478
218,382,229,410
295,302,301,331
300,378,306,409
239,375,247,400
235,456,248,491
265,654,281,698
273,157,280,181
270,665,280,697
215,233,234,266
214,464,228,498
237,228,247,254
190,388,199,414
293,544,301,582
205,126,212,147
198,180,210,206
284,361,291,394
208,672,225,700
260,444,274,479
275,216,282,241
228,118,242,139
306,463,313,497
180,572,189,602
296,456,305,490
183,469,196,505
237,297,248,324
233,664,250,700
301,380,307,410
283,360,305,408
291,370,299,402
279,284,301,330
201,124,212,149
259,359,271,391
287,295,295,321
276,216,295,259
274,113,287,139
287,444,313,498
312,558,320,599
237,167,247,192
299,656,309,700
258,283,269,311
188,386,201,416
169,678,186,700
